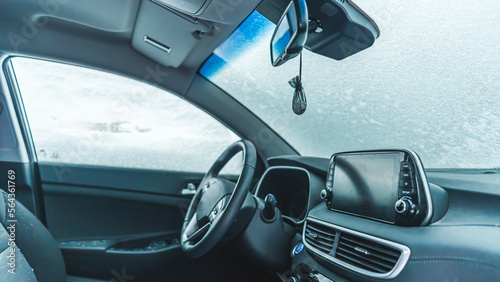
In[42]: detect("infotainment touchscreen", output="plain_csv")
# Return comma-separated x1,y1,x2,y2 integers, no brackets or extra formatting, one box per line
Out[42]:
330,152,402,223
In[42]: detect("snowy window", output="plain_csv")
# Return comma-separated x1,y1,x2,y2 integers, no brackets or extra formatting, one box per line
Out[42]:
12,58,240,173
200,5,500,169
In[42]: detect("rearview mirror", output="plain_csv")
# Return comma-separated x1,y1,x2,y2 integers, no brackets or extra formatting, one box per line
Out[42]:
270,0,308,67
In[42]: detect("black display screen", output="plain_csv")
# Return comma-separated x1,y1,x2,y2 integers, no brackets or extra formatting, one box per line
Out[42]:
331,152,402,223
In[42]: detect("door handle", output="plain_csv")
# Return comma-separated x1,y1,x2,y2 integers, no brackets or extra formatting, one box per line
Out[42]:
181,183,197,196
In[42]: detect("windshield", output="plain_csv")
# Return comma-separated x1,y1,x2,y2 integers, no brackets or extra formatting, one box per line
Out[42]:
200,1,500,169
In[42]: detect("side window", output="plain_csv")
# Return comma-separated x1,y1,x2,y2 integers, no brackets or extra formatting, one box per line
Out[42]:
11,58,241,173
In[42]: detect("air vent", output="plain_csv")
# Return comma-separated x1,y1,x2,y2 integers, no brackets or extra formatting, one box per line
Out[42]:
336,233,401,274
304,222,336,254
303,219,410,279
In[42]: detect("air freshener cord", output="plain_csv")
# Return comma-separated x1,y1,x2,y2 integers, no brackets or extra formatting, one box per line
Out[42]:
289,52,307,115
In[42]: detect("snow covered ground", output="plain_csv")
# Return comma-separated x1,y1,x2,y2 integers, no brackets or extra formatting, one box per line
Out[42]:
12,58,239,173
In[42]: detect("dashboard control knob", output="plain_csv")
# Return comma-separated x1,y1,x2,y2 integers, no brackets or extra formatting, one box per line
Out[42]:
320,189,331,200
287,276,300,282
395,198,413,214
262,194,278,221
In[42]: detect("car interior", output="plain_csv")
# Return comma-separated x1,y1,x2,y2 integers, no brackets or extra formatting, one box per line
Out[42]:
0,0,499,281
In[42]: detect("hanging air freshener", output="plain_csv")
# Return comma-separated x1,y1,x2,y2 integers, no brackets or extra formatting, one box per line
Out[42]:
289,53,306,115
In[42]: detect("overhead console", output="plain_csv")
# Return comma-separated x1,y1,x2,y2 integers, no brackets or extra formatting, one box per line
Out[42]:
305,0,380,61
152,0,210,15
321,150,434,226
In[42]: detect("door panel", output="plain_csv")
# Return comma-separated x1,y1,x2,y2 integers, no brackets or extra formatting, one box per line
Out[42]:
8,57,246,279
43,184,190,240
39,163,204,196
39,163,202,279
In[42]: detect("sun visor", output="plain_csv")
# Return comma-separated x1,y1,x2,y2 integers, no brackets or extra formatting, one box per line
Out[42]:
131,0,213,68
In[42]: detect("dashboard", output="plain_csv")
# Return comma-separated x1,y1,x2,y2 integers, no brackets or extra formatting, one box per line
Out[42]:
253,151,500,282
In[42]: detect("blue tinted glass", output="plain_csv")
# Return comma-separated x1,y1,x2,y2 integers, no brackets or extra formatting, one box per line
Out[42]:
199,11,275,79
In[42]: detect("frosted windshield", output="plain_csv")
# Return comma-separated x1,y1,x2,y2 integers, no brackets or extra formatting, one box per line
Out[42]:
200,1,500,169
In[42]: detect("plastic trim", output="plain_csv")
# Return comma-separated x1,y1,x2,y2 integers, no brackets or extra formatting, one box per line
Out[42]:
303,217,411,279
254,165,312,224
143,36,172,53
406,149,433,226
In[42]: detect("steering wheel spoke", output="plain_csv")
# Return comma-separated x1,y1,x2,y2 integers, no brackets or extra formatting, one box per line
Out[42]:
182,213,210,243
180,140,257,258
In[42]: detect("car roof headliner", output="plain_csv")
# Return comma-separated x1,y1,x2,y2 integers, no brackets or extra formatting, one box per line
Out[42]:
0,0,300,159
0,0,287,96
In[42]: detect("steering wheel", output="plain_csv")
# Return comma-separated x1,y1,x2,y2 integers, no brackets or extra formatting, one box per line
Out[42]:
181,140,257,258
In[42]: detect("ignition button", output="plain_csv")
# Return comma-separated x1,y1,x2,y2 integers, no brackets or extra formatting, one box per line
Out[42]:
292,242,305,256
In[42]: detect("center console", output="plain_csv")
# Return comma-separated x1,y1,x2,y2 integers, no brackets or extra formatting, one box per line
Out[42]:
288,264,334,282
269,150,450,281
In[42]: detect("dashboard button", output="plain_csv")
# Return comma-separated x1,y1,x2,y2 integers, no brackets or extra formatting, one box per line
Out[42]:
320,189,331,200
292,242,305,256
400,161,413,171
399,179,414,188
399,188,415,196
399,178,415,195
400,170,414,179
